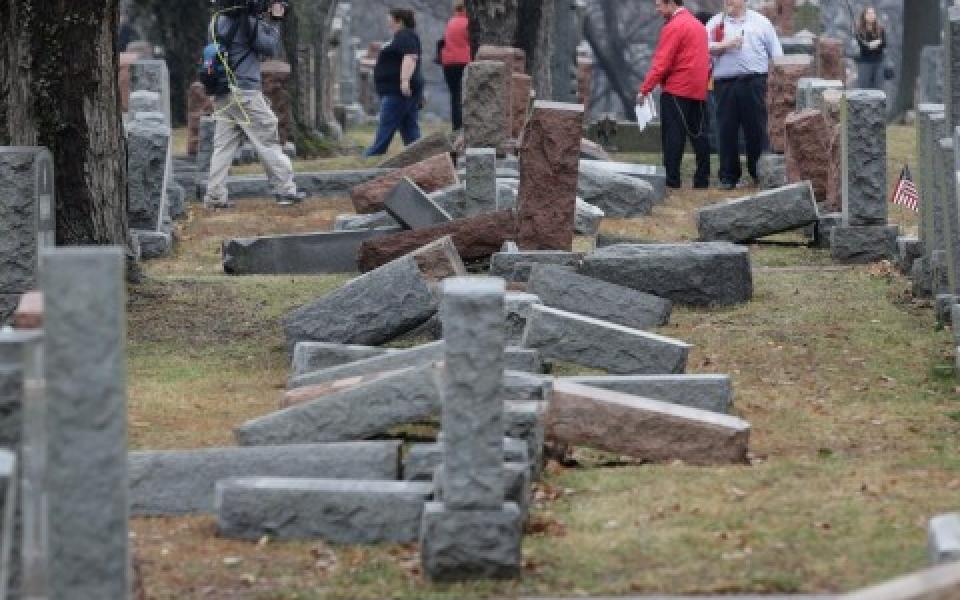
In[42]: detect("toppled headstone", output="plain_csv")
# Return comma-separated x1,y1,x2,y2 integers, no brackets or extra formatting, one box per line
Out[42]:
577,160,656,217
522,305,690,374
766,54,814,152
526,264,671,329
236,364,441,446
504,292,542,343
575,198,604,236
547,381,750,465
378,131,453,169
579,160,667,202
222,228,402,275
580,243,753,306
283,236,465,348
351,153,457,214
217,478,434,543
357,210,516,271
383,177,452,230
334,211,399,231
489,250,583,282
696,181,818,243
130,441,401,515
757,154,787,190
291,342,392,377
517,101,584,250
133,229,173,260
288,340,445,389
928,513,960,565
557,374,732,414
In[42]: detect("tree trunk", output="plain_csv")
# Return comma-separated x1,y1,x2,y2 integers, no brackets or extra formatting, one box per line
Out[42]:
516,0,554,100
284,0,342,154
0,0,128,246
465,0,519,55
583,2,642,120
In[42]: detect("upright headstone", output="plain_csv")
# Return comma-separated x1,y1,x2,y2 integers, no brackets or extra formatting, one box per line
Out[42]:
0,148,55,324
129,59,171,126
842,90,887,226
475,46,521,142
0,330,41,598
127,112,170,231
946,7,960,129
766,54,815,153
420,277,522,581
516,101,584,250
41,247,128,599
463,61,508,151
915,104,946,292
464,148,498,216
551,0,579,103
939,137,959,294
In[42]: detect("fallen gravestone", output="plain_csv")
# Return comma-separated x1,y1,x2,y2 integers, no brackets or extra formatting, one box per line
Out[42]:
695,181,818,243
556,374,732,414
383,177,452,229
489,250,583,282
356,210,517,271
526,264,671,329
575,198,604,236
546,381,750,465
283,236,465,348
579,242,753,306
217,478,434,543
288,340,444,389
578,159,666,204
351,153,458,214
290,342,392,377
378,131,453,169
129,441,402,515
236,365,441,445
222,228,402,275
576,160,656,217
195,168,392,200
522,305,690,374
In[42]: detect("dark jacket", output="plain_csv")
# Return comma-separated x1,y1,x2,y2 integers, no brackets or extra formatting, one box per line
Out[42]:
215,13,282,90
855,27,886,63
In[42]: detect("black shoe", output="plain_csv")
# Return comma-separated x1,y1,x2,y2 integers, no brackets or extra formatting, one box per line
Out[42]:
275,190,307,206
693,181,710,190
719,181,737,191
666,182,682,190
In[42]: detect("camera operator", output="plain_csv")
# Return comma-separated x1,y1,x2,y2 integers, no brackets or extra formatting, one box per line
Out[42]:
203,0,306,208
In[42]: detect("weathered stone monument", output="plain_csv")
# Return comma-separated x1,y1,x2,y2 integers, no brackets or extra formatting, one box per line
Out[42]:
464,148,498,216
0,147,55,325
462,61,509,151
767,54,815,153
41,247,129,599
420,277,522,581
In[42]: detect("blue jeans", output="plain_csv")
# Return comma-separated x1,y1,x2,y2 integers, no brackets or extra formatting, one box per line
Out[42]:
364,94,421,157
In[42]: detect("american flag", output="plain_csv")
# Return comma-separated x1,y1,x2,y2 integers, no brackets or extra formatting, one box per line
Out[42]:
890,165,919,212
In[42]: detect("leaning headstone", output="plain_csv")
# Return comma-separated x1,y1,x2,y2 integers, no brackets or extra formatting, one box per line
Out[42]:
222,228,402,275
696,181,819,243
351,152,458,214
517,101,584,250
217,478,434,543
130,441,401,515
384,177,452,230
522,305,690,374
283,236,465,348
464,148,498,216
580,243,753,307
41,247,128,599
378,131,453,169
0,147,55,324
575,198,604,236
420,277,522,582
526,264,671,330
547,381,750,464
462,60,509,151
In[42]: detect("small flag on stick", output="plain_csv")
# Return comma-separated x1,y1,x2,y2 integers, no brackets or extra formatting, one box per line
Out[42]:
890,164,919,212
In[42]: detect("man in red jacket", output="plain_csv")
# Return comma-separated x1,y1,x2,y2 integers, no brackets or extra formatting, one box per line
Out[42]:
638,0,711,189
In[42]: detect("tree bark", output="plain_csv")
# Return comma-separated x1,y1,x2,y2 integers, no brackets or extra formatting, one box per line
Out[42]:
0,0,128,246
465,0,519,55
515,0,554,100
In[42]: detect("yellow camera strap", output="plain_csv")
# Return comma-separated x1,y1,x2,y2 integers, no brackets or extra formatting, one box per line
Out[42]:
208,8,253,126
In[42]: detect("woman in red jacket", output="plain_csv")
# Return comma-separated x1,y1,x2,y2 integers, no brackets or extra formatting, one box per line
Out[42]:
440,2,470,131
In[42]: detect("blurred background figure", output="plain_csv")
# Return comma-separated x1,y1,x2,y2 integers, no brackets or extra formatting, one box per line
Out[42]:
855,6,887,90
117,9,140,52
440,1,471,132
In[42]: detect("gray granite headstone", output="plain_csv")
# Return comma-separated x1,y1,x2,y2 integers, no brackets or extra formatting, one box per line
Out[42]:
465,148,498,216
383,177,452,229
41,247,128,600
129,59,171,126
918,46,945,106
946,7,960,129
222,228,402,275
917,104,946,265
127,112,170,231
463,62,507,150
938,138,960,294
0,450,15,599
842,90,887,226
0,147,55,324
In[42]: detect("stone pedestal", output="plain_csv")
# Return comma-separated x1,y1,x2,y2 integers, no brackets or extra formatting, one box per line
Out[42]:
830,225,899,263
766,55,814,153
516,101,583,250
420,501,522,581
0,148,55,325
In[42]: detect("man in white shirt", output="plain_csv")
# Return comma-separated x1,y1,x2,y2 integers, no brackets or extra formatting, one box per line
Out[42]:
706,0,783,189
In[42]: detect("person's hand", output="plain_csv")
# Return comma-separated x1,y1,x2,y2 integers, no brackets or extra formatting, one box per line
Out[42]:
270,2,285,18
401,80,412,97
869,39,881,49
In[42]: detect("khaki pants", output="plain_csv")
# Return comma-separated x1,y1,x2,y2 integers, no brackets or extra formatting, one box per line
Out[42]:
204,89,296,203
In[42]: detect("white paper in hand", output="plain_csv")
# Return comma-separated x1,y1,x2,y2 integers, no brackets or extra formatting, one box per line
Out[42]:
635,99,657,132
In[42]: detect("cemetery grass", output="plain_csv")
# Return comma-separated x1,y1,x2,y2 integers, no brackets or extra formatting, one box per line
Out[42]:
129,126,960,598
